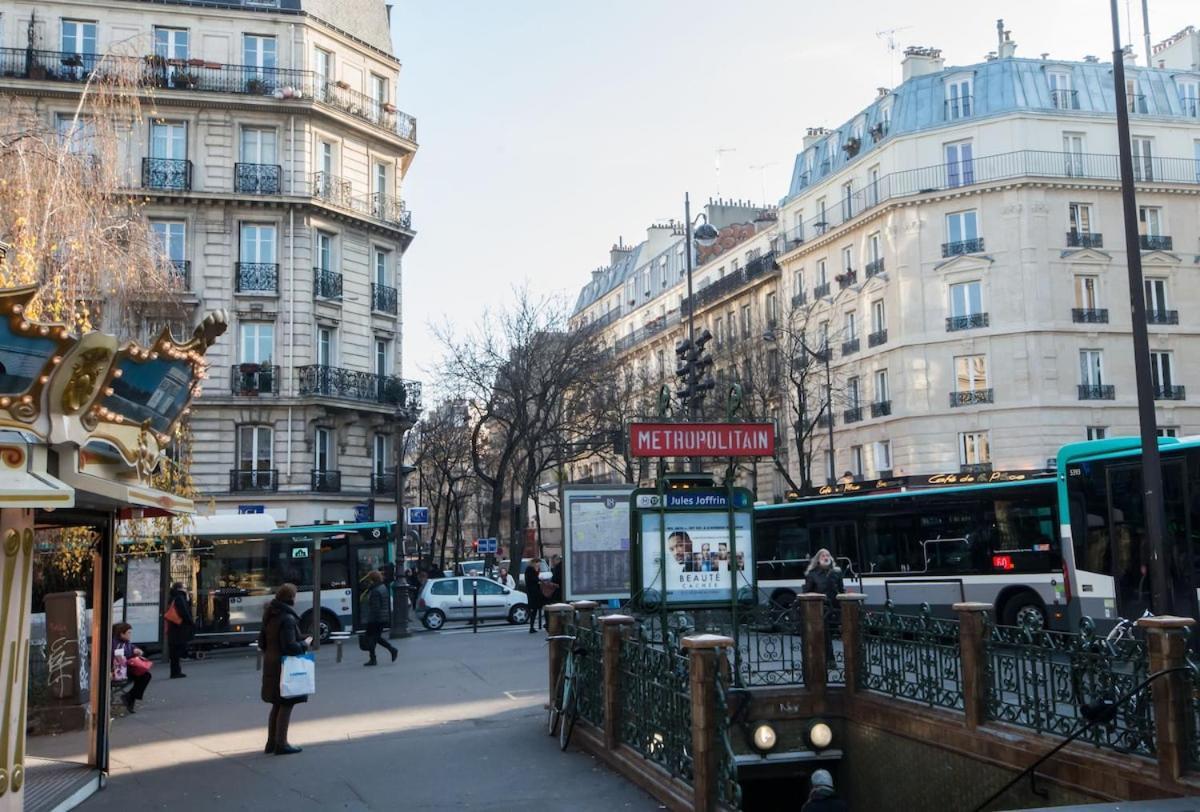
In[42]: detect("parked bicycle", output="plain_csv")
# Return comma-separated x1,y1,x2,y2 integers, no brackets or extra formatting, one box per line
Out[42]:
546,633,591,751
1105,610,1154,645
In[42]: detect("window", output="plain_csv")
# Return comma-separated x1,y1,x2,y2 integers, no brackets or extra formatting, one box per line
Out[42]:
792,210,805,242
317,326,334,367
873,440,892,472
153,27,189,86
765,292,778,325
793,270,805,300
239,224,276,263
1157,427,1179,438
656,349,665,376
727,312,736,343
1079,349,1104,386
959,431,990,465
874,369,889,402
946,210,979,245
949,281,982,317
56,114,95,156
1049,71,1073,108
819,320,830,350
243,34,277,72
1086,426,1107,441
237,425,272,471
315,231,333,271
239,322,273,364
1075,276,1099,309
816,259,827,286
314,47,332,86
314,427,332,472
767,349,779,379
867,166,880,207
816,198,827,229
849,445,864,478
374,248,389,287
740,305,752,338
955,355,988,392
946,77,972,119
240,128,277,169
150,121,187,160
1132,138,1154,181
1063,133,1085,176
370,74,389,111
319,140,335,177
731,258,740,272
374,163,389,214
151,220,185,263
373,434,389,476
841,246,854,273
868,232,881,264
1178,79,1200,117
846,376,860,408
944,140,975,187
871,299,886,333
1127,78,1146,112
1150,351,1174,391
1068,203,1093,235
714,317,724,347
61,19,97,56
841,180,854,220
1145,278,1168,312
375,338,389,377
1139,206,1163,237
845,310,857,341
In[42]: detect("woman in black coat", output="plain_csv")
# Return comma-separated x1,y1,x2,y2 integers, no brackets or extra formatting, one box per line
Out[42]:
165,582,194,679
362,570,397,666
523,558,544,634
259,583,311,755
803,549,846,660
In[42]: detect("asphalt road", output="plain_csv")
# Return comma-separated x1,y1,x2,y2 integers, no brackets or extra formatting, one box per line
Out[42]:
60,624,658,811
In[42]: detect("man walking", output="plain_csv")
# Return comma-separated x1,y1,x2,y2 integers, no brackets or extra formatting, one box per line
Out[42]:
363,570,398,666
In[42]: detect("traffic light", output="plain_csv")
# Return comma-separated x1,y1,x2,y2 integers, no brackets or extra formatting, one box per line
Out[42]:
674,330,716,415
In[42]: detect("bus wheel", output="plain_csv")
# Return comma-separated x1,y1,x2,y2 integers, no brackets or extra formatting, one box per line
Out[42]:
1001,594,1046,629
301,610,340,642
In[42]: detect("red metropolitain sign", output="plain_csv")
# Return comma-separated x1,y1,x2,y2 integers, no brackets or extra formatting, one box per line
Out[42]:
628,422,776,458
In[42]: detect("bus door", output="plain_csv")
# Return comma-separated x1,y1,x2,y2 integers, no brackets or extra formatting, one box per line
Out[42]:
352,542,388,628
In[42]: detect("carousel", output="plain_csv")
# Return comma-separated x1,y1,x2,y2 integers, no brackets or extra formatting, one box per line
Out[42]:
0,284,225,812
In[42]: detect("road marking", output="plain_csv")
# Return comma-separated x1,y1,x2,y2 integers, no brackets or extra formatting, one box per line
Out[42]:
434,624,533,637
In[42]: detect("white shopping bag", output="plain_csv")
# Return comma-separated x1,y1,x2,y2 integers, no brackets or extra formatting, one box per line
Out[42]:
280,653,316,698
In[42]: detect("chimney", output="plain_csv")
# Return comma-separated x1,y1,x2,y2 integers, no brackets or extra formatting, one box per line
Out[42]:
609,239,633,267
591,268,605,282
1123,44,1136,65
901,46,944,81
803,127,830,148
996,20,1017,59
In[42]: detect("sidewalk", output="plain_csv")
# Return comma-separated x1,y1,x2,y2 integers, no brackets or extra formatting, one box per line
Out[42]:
52,625,656,810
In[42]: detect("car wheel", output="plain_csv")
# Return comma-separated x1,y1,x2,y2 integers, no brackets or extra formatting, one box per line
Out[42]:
1001,594,1046,629
508,605,529,625
422,609,446,631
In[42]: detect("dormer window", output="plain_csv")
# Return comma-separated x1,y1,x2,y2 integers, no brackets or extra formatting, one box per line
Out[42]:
1178,77,1200,117
1049,71,1077,110
946,76,972,120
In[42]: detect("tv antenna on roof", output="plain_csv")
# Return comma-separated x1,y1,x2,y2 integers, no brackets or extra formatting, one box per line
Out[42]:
714,147,736,197
876,26,912,86
748,162,779,206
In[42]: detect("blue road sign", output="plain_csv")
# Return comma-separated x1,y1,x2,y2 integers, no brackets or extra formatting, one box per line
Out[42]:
238,505,265,514
477,538,498,554
407,507,430,526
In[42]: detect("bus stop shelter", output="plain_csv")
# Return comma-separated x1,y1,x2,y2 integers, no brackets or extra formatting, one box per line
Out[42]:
0,285,226,812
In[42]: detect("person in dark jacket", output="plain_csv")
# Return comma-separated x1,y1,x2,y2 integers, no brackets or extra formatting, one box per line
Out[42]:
363,570,397,666
803,549,846,660
550,555,564,603
259,583,311,755
800,769,848,811
523,558,544,633
165,582,194,679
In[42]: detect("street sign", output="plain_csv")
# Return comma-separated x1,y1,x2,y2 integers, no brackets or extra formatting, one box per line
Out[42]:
238,505,265,514
406,507,430,526
354,504,373,523
477,538,498,554
628,422,776,458
634,490,751,510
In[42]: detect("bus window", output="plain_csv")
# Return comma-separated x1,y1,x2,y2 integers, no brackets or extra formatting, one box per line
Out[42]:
861,510,918,573
1108,465,1151,618
1068,460,1111,574
811,521,858,575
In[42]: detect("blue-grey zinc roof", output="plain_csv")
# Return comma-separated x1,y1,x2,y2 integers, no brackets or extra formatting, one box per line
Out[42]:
572,243,645,315
787,57,1200,200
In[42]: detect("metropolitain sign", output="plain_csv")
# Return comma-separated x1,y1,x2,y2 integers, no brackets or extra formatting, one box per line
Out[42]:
628,422,776,458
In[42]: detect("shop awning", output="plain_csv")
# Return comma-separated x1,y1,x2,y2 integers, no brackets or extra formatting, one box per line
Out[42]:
0,433,75,508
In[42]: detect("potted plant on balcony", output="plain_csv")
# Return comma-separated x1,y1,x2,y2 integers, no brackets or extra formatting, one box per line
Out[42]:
187,58,205,67
238,362,262,395
335,79,350,90
61,53,83,68
382,102,397,114
245,77,269,95
174,70,199,89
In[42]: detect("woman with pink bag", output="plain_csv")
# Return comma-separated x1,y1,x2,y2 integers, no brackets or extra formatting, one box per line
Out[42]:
112,622,153,713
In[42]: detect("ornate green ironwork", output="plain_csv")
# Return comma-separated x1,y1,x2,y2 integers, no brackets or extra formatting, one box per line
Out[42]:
859,603,963,709
564,617,605,729
826,618,846,685
1186,645,1200,770
714,672,744,810
985,615,1153,756
618,634,693,781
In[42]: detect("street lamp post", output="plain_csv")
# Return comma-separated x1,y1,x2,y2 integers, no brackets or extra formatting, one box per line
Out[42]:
679,192,721,420
1109,0,1171,616
765,325,835,490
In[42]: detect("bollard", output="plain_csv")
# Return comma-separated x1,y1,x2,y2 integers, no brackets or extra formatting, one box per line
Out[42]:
836,593,867,699
390,582,411,639
1137,614,1195,782
571,600,598,631
544,603,574,709
472,582,478,633
600,614,635,750
683,634,735,812
798,593,828,707
954,602,991,731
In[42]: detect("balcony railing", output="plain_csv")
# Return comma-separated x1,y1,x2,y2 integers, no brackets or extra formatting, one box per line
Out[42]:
235,262,279,293
841,338,860,356
815,413,833,429
836,271,857,289
0,48,418,143
297,364,421,409
368,193,413,230
234,162,281,194
1140,235,1173,251
1066,231,1103,249
867,329,888,347
372,282,399,314
142,157,191,191
1154,385,1186,400
229,469,278,492
312,171,355,208
813,282,831,299
167,259,190,289
843,406,863,424
680,251,776,314
790,292,807,308
313,268,343,300
230,363,279,395
311,469,342,493
942,237,985,258
1072,308,1109,323
870,400,891,418
371,471,397,496
1050,89,1080,110
309,172,414,232
945,95,973,119
946,313,989,332
864,258,885,278
1078,384,1116,400
1147,309,1179,325
950,389,994,407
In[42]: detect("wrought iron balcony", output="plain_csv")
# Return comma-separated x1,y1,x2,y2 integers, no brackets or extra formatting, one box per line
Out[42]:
871,400,891,418
841,338,860,356
1139,235,1173,251
234,162,281,194
308,172,414,232
1078,384,1115,400
371,471,397,496
167,259,190,288
679,252,778,315
230,363,279,395
864,258,885,278
1154,385,1186,400
942,237,985,258
867,329,888,347
836,271,857,290
235,262,279,293
1050,89,1080,110
813,282,831,299
944,95,973,119
1147,309,1179,325
1066,231,1103,249
843,406,863,424
297,364,421,409
791,292,807,308
1072,308,1109,323
312,171,354,207
814,413,833,429
229,469,278,492
313,268,343,300
142,157,191,191
311,469,341,492
950,388,994,407
368,193,413,230
372,282,398,314
1126,93,1148,114
946,313,989,332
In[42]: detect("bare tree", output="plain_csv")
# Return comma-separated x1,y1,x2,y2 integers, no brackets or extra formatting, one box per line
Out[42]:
412,400,473,569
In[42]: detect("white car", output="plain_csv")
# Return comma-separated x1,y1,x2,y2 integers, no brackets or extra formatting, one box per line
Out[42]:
416,576,530,630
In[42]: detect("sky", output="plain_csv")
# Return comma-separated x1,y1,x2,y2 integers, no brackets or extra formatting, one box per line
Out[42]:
392,0,1194,387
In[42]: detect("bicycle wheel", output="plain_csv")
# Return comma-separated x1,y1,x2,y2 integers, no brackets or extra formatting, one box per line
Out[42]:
547,663,566,736
559,673,578,751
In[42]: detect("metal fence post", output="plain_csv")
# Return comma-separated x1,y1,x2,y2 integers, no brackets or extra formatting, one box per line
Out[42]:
683,634,734,812
1137,615,1195,781
836,593,867,699
571,600,598,630
544,603,574,707
954,602,991,731
798,593,827,705
601,614,634,750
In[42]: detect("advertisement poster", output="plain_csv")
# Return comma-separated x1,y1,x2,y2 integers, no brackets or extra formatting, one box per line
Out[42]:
564,488,633,602
640,511,753,605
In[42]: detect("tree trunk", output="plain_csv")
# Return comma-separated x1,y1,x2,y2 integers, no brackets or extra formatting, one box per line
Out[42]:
534,492,544,560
